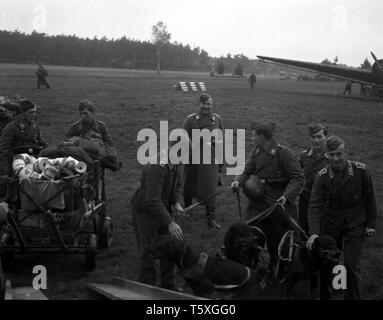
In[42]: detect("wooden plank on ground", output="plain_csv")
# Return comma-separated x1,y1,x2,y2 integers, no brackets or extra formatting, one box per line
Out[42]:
113,277,207,300
87,277,207,300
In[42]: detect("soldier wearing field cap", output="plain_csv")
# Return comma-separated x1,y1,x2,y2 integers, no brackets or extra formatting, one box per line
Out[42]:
0,99,48,177
298,123,329,233
0,98,14,134
231,120,304,220
182,93,224,229
307,135,377,300
64,99,115,148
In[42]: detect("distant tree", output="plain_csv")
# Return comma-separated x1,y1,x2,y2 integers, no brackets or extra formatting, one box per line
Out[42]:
151,21,171,74
216,60,225,74
233,63,244,76
360,57,372,70
321,58,332,65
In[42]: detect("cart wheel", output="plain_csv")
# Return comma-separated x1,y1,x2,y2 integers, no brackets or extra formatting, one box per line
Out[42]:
98,217,113,249
0,251,14,273
85,234,97,271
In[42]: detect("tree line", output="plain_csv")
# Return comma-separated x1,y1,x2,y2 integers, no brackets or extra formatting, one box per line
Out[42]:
0,29,212,71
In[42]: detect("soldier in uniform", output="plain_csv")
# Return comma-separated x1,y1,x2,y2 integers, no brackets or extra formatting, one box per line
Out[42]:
64,99,114,148
182,93,223,229
249,72,257,90
231,120,304,220
0,99,14,134
36,62,50,89
298,123,329,233
307,136,377,300
0,99,48,177
130,149,185,291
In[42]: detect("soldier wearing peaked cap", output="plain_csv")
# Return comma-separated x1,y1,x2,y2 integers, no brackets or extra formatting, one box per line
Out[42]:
130,148,185,291
307,136,377,300
0,99,48,177
298,123,329,233
231,120,304,220
182,93,224,229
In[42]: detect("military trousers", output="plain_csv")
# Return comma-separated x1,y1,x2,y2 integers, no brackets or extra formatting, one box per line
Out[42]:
131,206,176,289
320,219,365,300
298,193,310,234
37,76,50,89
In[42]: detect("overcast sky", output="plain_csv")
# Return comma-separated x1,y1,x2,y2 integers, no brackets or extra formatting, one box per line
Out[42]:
1,0,382,66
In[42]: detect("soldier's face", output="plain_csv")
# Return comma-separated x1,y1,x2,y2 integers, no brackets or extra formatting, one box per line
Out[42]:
199,98,213,115
0,106,8,118
310,130,327,150
327,144,347,170
251,130,264,147
80,108,94,123
23,107,37,122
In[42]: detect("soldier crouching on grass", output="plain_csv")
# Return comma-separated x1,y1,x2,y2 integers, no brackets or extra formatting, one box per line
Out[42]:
306,136,377,300
130,147,185,292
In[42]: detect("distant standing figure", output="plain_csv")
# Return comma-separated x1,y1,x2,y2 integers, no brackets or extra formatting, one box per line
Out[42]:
249,72,257,90
36,62,50,89
342,81,352,95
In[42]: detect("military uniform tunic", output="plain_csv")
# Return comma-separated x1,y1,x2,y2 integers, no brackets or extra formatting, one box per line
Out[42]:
309,160,377,299
65,119,114,147
236,137,304,220
298,148,328,232
182,112,223,217
0,116,12,135
0,118,48,175
130,152,183,287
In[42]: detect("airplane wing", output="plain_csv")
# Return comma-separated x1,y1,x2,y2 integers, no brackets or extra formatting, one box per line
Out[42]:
257,55,383,88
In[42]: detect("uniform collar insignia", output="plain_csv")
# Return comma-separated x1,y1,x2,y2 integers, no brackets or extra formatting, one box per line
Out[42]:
329,160,353,178
307,149,313,156
329,165,334,179
347,160,354,176
195,114,200,120
263,138,278,156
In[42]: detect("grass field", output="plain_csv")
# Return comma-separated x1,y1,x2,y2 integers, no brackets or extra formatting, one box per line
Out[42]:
0,63,382,299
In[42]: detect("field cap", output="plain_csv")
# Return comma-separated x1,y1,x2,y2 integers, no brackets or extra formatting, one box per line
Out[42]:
199,93,212,103
251,120,276,136
308,123,327,136
326,135,345,151
78,99,95,112
19,99,36,112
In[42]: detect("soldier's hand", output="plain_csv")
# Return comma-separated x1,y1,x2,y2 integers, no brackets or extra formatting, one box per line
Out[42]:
365,228,376,237
306,234,319,251
168,221,184,241
230,181,240,192
276,196,287,206
174,202,185,217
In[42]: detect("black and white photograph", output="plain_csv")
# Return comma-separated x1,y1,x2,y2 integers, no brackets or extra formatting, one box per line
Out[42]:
0,0,382,306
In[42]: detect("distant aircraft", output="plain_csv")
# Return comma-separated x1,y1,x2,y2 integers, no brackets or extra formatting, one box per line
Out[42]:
257,52,383,89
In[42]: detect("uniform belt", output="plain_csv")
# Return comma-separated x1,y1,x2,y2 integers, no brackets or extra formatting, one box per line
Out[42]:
262,178,289,188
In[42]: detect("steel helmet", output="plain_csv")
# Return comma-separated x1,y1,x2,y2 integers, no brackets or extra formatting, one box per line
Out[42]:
243,175,265,200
